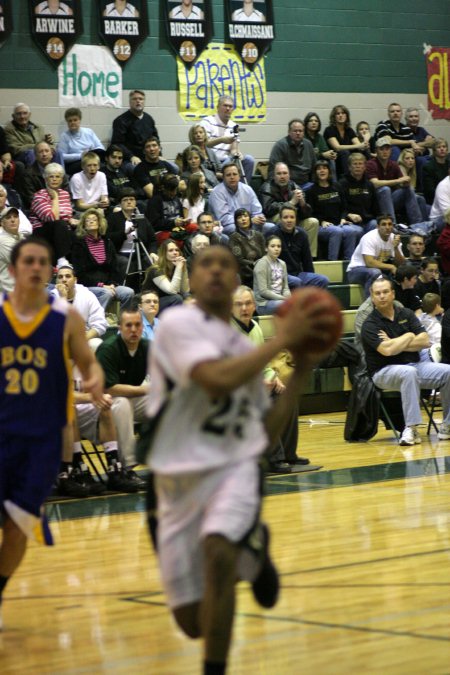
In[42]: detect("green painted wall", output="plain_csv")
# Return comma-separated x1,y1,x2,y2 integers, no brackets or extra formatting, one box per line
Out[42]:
0,0,448,92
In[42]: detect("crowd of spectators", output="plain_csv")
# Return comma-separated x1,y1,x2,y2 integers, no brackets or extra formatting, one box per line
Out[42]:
3,92,450,470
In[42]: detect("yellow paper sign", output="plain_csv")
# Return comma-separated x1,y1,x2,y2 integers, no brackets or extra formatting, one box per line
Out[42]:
177,42,266,123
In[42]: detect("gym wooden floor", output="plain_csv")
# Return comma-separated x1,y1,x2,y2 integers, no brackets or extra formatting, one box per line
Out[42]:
1,412,450,675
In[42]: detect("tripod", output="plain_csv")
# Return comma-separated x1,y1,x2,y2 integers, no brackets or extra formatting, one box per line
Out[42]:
123,231,153,290
230,129,248,184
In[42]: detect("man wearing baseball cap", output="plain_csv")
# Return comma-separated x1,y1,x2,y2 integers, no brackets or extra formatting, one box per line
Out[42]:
365,136,422,227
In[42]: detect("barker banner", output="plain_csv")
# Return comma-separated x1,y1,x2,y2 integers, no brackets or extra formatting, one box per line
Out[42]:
165,0,213,67
177,42,266,122
226,0,274,69
426,46,450,120
99,0,148,66
30,0,82,65
0,0,13,48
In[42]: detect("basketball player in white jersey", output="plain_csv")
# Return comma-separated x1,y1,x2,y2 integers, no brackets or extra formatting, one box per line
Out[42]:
145,246,337,674
232,0,266,22
169,0,204,20
103,0,139,18
35,1,73,15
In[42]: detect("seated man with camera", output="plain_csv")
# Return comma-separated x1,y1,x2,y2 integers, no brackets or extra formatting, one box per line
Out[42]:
200,95,255,183
106,188,158,290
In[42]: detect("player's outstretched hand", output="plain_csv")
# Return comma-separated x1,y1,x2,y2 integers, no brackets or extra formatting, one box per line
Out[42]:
274,288,343,366
83,362,105,404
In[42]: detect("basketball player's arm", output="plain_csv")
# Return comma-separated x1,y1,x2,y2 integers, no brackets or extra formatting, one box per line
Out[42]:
67,308,104,403
191,296,335,398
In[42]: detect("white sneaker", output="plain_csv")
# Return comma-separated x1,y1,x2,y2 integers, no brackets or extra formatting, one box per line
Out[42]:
438,423,450,440
399,427,415,446
413,428,421,444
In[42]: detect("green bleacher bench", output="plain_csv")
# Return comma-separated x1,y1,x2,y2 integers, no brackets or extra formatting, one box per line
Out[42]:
257,308,356,413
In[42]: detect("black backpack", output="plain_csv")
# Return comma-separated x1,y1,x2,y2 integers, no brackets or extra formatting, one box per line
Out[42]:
344,370,380,441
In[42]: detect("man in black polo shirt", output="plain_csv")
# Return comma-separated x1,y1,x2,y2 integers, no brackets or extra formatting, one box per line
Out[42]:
96,308,149,477
111,90,158,166
133,136,178,200
361,277,450,445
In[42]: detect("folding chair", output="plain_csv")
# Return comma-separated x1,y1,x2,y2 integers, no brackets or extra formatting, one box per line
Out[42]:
377,388,438,440
80,439,108,485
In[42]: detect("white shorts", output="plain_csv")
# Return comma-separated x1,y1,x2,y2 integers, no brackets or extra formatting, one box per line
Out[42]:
76,403,100,442
156,458,261,609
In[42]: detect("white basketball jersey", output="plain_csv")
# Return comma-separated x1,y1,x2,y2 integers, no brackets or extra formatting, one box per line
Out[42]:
147,304,269,474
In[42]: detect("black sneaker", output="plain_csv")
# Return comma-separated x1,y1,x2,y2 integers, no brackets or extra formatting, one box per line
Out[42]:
251,524,280,609
55,470,90,498
75,464,107,496
288,456,310,466
267,461,292,474
125,468,147,491
106,461,139,493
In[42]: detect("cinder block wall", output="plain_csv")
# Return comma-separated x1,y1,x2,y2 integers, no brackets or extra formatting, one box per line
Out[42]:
0,1,449,162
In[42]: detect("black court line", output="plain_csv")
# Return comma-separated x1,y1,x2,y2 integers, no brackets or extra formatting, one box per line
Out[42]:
240,611,450,643
281,546,450,577
281,582,450,588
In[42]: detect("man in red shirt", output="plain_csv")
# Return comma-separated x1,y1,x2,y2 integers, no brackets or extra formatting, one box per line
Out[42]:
366,137,422,227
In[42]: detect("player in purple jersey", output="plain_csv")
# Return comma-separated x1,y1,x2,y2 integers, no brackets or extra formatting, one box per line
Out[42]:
0,236,104,630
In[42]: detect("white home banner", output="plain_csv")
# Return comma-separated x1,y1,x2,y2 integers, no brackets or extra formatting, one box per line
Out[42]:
58,44,122,108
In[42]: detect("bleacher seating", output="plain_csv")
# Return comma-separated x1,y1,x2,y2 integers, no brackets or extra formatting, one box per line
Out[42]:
258,261,359,413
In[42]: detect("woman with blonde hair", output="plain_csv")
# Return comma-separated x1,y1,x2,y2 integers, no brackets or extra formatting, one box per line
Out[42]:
142,238,189,312
187,124,222,179
398,148,429,219
71,207,134,311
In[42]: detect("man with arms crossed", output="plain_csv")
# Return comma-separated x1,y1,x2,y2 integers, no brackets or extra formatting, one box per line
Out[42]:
361,276,450,446
0,237,104,629
145,245,339,674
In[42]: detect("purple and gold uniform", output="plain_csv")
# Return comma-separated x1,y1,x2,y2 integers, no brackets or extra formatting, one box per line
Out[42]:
0,292,73,544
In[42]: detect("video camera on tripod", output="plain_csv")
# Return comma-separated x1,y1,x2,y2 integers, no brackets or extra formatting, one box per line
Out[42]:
231,123,246,143
123,208,153,289
129,208,146,233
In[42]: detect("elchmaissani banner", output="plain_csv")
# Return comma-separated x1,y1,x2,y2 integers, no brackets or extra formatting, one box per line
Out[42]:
226,0,274,69
0,0,13,49
99,0,149,66
30,0,82,65
165,0,213,68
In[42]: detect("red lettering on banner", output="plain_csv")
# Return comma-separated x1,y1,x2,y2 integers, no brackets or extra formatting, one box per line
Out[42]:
427,47,450,119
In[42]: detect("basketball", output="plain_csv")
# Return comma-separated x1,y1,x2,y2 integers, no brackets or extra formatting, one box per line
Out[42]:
276,287,343,355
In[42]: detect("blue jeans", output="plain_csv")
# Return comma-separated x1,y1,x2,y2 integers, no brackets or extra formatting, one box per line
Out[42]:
256,300,284,315
361,219,377,233
288,272,329,289
347,266,383,297
90,285,134,311
372,361,450,427
318,224,362,260
376,186,422,224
